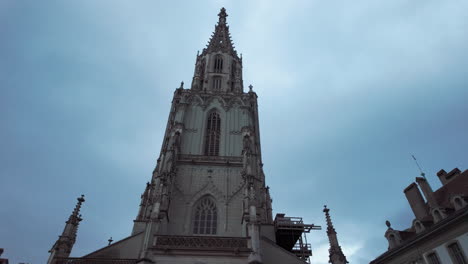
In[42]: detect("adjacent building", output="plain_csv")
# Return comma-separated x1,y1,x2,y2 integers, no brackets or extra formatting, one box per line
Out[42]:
0,248,9,264
370,168,468,264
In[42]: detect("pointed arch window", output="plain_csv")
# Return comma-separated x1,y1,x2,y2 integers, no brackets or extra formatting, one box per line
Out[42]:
204,111,221,156
193,197,217,235
214,55,223,73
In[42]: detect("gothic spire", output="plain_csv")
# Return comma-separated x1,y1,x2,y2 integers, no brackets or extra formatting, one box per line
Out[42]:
323,205,349,264
48,195,85,264
202,7,238,58
68,195,85,225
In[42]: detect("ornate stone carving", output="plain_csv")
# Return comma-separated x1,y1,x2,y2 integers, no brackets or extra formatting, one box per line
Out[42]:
178,154,242,164
154,235,249,250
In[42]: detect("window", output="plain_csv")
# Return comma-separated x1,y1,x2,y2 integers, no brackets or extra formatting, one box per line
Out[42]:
193,197,217,235
448,242,467,264
214,55,223,73
427,252,441,264
204,111,221,156
212,77,222,91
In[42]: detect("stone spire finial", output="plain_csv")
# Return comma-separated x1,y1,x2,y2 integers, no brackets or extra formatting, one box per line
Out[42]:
323,205,336,235
385,220,391,228
323,205,349,264
218,7,228,24
68,195,85,224
48,195,86,264
202,8,238,57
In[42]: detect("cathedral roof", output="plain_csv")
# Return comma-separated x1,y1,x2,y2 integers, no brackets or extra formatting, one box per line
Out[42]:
202,8,239,58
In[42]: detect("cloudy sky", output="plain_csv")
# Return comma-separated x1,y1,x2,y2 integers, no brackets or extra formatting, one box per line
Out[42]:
1,0,467,263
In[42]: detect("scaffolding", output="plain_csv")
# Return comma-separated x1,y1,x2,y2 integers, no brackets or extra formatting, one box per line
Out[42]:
274,214,321,263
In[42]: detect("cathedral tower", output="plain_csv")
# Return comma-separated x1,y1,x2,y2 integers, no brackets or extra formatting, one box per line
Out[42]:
131,8,270,263
49,8,319,264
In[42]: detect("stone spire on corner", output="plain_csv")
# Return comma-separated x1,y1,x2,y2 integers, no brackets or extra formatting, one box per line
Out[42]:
324,205,349,264
47,195,85,264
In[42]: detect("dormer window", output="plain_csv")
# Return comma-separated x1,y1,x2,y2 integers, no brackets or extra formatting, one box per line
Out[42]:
432,209,444,223
452,196,467,210
214,55,223,73
414,220,425,233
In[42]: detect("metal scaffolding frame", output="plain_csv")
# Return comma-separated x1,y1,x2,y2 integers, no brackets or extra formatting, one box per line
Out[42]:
274,214,322,263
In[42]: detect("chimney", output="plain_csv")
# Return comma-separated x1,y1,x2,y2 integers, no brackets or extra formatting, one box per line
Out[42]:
404,183,428,220
437,169,448,185
437,168,461,185
415,177,438,208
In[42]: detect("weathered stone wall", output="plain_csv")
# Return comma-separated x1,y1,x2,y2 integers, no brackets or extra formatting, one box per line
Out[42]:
163,164,245,237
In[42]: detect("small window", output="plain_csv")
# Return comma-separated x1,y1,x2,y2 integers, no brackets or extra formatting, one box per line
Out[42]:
212,77,222,91
214,55,223,73
448,242,467,264
193,197,217,235
427,252,441,264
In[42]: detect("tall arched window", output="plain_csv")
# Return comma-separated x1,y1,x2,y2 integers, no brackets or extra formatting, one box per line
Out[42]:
193,197,217,235
214,55,223,73
204,111,220,156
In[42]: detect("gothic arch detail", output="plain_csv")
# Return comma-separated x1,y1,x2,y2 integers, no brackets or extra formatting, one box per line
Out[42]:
185,94,204,106
202,96,228,110
226,96,246,111
189,176,225,205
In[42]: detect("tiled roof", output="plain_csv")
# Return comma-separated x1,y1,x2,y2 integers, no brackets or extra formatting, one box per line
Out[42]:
434,170,468,208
